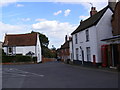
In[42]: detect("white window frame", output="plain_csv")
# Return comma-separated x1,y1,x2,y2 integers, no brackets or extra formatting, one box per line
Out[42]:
86,47,91,62
76,48,79,60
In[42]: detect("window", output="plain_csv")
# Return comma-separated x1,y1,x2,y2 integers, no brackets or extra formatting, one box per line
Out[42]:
9,47,12,53
76,48,79,60
86,47,91,62
86,29,89,42
75,34,78,44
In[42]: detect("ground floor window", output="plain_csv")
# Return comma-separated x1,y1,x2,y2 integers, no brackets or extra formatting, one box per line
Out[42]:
76,48,79,60
86,47,91,62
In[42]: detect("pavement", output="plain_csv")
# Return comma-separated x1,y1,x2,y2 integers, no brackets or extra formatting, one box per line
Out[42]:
2,61,119,88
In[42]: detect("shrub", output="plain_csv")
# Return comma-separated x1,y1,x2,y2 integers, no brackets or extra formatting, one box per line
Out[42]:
2,55,33,63
2,56,16,63
16,56,32,62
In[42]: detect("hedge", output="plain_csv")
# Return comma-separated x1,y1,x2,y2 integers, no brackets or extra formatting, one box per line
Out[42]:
2,55,33,63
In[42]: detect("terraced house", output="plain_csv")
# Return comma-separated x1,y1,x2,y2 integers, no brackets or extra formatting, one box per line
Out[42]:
2,32,42,63
71,1,114,66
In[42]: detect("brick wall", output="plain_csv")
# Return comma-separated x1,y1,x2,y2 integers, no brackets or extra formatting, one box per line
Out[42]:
112,2,120,36
42,57,56,63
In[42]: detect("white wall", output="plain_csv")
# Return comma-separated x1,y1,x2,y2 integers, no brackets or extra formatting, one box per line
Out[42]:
3,46,36,56
72,26,98,62
16,46,35,55
96,8,113,62
72,33,80,60
72,8,113,63
36,33,42,63
80,26,98,62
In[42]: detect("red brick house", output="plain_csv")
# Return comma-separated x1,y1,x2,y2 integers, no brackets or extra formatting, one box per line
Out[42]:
57,35,71,62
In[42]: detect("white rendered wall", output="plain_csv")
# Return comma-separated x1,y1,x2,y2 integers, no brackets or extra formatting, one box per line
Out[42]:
72,8,113,63
72,26,98,63
79,26,98,62
72,33,80,60
3,46,35,56
36,33,42,63
15,46,35,55
96,8,113,63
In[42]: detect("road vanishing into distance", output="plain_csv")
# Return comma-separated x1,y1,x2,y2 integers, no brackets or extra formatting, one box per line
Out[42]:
2,61,119,88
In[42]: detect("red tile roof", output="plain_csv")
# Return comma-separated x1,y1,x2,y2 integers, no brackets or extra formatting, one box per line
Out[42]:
3,33,37,46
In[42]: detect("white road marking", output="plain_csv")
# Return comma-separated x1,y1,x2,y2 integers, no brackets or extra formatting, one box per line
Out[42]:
3,68,44,77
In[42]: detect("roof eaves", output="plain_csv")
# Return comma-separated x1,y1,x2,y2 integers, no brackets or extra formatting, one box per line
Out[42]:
71,6,109,35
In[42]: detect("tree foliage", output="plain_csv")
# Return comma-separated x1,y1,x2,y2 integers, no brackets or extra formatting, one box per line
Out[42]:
31,31,56,58
31,31,49,47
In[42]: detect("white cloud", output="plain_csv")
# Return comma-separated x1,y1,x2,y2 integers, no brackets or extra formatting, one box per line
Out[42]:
32,20,77,48
53,10,62,16
0,0,19,7
35,18,47,22
16,4,24,7
79,15,89,20
0,22,30,42
21,18,31,22
64,9,71,16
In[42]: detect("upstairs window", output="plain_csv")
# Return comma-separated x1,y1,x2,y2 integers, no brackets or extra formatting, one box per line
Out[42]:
86,29,89,42
75,34,78,44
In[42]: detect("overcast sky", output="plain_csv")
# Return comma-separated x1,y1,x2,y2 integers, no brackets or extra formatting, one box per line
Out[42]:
0,0,109,48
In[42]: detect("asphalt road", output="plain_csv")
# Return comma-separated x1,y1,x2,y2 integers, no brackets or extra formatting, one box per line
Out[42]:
2,61,119,88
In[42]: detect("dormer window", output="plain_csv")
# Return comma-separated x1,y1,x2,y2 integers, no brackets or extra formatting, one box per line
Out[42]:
86,29,89,42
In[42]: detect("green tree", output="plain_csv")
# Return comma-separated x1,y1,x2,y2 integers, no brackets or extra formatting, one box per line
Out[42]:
31,31,57,58
31,31,49,48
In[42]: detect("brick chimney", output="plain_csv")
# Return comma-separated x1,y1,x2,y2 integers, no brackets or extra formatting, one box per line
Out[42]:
108,0,116,10
65,35,68,42
90,7,97,16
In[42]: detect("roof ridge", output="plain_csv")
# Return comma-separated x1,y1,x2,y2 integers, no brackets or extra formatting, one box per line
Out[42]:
3,33,38,46
71,5,111,35
6,32,37,36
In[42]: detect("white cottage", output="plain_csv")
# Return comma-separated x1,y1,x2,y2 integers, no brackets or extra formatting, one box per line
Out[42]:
2,33,42,63
71,6,113,65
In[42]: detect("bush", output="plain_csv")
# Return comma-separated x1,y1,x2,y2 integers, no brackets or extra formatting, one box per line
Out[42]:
2,55,33,63
2,56,16,63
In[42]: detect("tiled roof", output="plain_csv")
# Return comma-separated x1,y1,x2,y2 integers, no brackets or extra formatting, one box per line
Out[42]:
3,33,37,46
71,6,113,35
61,41,69,49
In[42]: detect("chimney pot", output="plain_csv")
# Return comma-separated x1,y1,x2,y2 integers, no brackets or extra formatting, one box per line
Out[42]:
90,7,97,16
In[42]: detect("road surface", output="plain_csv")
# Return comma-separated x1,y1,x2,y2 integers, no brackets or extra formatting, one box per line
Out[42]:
2,61,119,88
